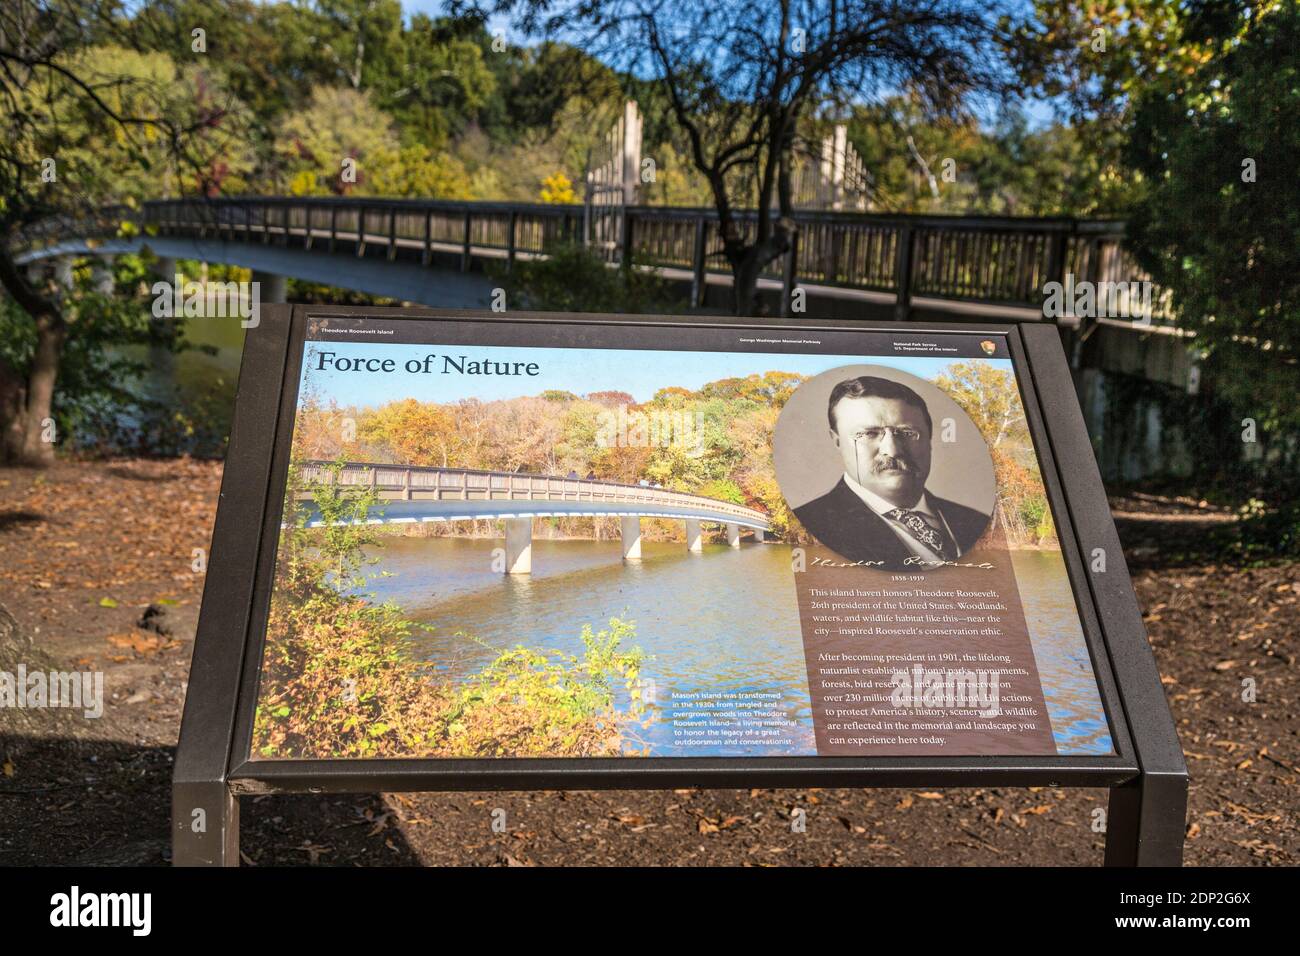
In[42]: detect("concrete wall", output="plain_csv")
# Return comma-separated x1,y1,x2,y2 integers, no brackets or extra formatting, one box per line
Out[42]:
1073,325,1220,483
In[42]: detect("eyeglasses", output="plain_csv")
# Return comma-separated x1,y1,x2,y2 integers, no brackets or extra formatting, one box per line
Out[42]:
852,426,924,444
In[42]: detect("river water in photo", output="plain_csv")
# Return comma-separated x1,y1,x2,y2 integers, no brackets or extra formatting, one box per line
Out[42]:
356,535,1113,757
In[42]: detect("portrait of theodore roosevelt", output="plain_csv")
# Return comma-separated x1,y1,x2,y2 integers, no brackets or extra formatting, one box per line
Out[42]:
789,374,992,570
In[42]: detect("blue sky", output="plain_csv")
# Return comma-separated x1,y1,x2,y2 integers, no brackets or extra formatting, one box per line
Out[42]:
299,340,1013,409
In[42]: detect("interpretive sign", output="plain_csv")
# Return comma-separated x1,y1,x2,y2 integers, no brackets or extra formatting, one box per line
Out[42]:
173,306,1187,866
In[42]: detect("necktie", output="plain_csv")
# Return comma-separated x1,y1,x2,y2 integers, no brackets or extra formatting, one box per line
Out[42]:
886,508,948,557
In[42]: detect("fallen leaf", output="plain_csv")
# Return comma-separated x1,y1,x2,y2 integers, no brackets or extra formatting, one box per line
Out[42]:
107,632,176,656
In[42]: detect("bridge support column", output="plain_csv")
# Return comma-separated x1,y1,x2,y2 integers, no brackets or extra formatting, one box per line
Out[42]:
91,256,115,294
252,270,287,304
53,257,75,289
753,528,765,543
504,517,533,574
726,522,740,548
684,518,703,553
620,516,642,561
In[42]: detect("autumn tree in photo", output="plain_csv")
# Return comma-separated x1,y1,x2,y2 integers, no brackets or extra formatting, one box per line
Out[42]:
936,361,1054,546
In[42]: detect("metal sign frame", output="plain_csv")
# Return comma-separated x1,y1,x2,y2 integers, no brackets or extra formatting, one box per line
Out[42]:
173,305,1187,866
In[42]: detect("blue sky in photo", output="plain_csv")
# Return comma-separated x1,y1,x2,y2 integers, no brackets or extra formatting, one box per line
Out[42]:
298,340,1013,409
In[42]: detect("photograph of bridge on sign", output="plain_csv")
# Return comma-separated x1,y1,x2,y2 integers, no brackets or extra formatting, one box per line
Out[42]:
296,461,769,573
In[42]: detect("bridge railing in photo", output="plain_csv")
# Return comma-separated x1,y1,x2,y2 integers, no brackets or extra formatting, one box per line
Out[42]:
296,460,770,527
16,196,1169,321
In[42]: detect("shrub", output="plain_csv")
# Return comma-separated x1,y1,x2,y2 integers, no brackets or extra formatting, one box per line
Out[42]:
491,241,682,314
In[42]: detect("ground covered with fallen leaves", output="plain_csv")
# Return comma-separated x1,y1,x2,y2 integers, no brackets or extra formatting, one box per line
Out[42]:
0,459,1295,865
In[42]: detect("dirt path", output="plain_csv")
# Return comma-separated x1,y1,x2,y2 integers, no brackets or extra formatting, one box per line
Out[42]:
1,459,1295,865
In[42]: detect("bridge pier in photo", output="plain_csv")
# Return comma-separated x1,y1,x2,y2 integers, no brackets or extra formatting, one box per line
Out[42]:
253,269,287,304
726,522,740,548
620,516,642,561
684,518,703,553
504,517,533,574
753,528,765,543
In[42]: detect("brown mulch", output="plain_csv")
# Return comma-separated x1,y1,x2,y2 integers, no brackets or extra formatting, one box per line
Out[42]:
0,458,1295,866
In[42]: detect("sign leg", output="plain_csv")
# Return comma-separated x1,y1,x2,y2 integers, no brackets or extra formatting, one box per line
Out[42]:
172,779,240,866
1104,773,1187,866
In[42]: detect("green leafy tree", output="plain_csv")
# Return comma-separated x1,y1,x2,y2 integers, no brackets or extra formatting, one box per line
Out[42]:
1125,2,1300,478
468,0,1005,315
275,85,396,194
390,14,499,146
314,0,406,93
0,5,250,465
368,144,474,199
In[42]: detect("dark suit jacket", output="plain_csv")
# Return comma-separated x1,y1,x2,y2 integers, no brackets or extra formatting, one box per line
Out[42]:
793,478,991,570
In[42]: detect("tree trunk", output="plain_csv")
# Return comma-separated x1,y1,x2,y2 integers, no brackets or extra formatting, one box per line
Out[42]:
17,318,65,466
728,224,795,317
0,250,67,468
731,252,766,317
0,354,26,462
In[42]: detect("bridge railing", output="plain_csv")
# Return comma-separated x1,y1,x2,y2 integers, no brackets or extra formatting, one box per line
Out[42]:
137,196,584,269
622,204,1166,318
296,460,771,526
15,196,1168,320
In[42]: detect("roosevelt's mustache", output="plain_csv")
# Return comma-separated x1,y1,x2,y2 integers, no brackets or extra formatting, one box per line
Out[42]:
870,454,914,475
